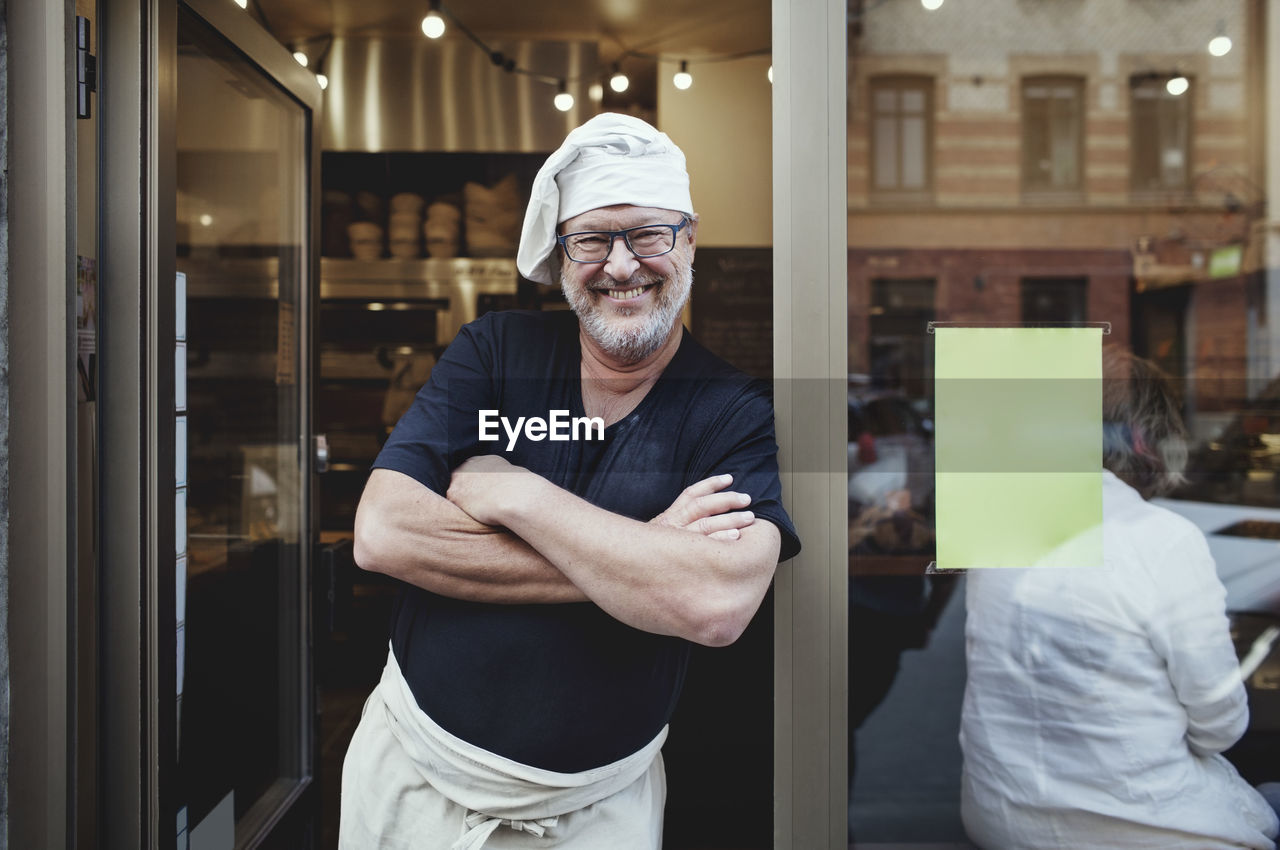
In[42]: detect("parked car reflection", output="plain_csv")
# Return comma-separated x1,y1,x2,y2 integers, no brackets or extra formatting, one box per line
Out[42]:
848,379,935,514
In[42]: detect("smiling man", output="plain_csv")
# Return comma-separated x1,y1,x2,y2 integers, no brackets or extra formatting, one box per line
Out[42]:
341,113,800,849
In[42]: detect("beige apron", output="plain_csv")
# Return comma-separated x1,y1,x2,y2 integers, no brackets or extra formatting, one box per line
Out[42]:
339,649,667,849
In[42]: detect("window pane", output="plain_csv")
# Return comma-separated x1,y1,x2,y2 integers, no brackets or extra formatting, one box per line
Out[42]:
870,80,933,195
874,116,899,188
1132,77,1191,191
901,116,926,188
175,7,309,835
1023,78,1082,191
850,5,1270,847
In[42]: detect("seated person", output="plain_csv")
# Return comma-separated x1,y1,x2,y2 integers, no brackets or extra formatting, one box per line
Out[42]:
961,347,1280,850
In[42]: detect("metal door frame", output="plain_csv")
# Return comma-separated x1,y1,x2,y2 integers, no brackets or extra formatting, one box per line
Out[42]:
772,0,849,847
97,0,322,844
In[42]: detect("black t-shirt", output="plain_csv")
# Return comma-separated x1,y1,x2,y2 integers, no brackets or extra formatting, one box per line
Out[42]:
374,310,800,772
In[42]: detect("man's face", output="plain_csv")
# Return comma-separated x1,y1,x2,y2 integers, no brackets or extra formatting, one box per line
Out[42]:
558,205,696,364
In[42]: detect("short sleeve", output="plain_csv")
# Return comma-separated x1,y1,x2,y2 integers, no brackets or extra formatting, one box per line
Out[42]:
690,385,801,562
372,317,497,496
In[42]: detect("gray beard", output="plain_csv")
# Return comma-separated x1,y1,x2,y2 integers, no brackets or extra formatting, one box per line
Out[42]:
562,261,693,364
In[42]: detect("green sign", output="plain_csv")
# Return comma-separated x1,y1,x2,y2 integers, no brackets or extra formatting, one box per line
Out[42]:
1209,244,1243,279
934,327,1103,570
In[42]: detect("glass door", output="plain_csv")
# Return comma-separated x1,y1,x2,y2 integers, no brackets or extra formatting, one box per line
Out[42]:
174,2,318,846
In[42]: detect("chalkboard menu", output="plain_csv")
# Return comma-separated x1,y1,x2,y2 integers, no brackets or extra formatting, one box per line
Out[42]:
689,248,773,380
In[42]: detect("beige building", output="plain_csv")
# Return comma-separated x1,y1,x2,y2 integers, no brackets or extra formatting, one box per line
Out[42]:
846,0,1264,427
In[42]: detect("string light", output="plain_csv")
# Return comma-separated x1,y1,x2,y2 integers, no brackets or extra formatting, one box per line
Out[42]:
275,0,773,118
421,2,446,39
609,64,630,93
673,60,692,90
1166,75,1189,96
1209,21,1232,57
553,80,574,112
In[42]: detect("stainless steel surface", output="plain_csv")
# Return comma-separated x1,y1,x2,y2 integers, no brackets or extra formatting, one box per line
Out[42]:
257,0,769,75
322,36,596,152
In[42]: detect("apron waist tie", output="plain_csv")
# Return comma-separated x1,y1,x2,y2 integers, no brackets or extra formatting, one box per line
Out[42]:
454,813,560,850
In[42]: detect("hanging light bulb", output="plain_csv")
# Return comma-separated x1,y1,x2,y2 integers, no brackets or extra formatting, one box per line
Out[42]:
609,64,630,93
421,3,446,39
1166,75,1189,96
673,60,693,90
554,80,574,112
588,82,604,102
292,49,309,67
921,0,944,9
1209,21,1233,57
316,72,328,90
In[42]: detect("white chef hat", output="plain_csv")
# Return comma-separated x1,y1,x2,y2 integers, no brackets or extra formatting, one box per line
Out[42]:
517,113,694,284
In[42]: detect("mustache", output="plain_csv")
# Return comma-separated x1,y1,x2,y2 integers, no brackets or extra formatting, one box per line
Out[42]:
585,270,665,291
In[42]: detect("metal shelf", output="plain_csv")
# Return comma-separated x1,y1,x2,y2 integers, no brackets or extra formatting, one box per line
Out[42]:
179,256,518,300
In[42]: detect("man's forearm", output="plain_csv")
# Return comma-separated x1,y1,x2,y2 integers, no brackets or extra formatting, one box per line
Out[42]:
449,462,781,646
353,468,588,604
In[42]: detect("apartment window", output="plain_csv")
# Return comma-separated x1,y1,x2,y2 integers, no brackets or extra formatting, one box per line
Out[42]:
1131,75,1191,193
869,278,935,395
1020,277,1087,323
870,76,933,199
1022,76,1084,195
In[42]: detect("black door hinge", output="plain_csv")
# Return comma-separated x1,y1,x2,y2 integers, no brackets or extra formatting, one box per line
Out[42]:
76,16,97,119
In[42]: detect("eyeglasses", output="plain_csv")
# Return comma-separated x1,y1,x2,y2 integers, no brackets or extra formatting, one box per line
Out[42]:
557,218,690,263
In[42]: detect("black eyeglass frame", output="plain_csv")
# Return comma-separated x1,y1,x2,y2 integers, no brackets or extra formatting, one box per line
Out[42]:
556,217,691,264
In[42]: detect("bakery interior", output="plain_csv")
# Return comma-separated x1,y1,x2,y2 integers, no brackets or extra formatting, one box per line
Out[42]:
173,0,777,847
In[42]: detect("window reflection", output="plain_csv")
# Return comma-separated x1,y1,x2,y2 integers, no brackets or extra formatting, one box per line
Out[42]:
175,7,308,839
962,349,1279,849
847,0,1274,845
1022,77,1084,195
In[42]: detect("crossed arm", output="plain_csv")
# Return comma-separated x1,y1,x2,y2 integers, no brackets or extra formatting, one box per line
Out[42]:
353,457,782,647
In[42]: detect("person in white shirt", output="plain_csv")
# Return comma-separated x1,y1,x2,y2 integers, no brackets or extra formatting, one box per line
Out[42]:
961,347,1280,850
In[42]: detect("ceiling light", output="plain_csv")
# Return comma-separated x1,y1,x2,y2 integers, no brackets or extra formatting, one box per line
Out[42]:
767,65,773,84
233,0,247,8
609,64,630,93
1209,20,1232,57
921,0,944,9
421,9,446,39
316,72,328,90
554,80,574,112
292,50,308,67
673,60,692,91
1166,75,1189,96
